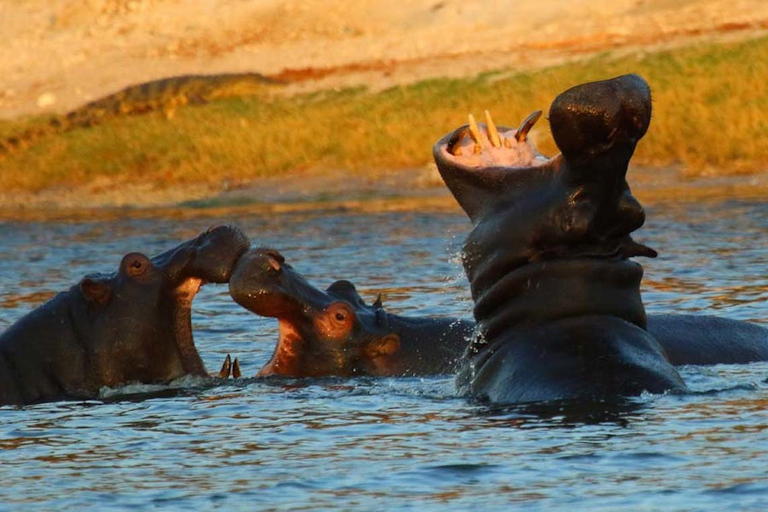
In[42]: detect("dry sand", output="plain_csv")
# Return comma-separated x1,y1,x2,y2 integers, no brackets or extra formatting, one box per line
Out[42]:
4,0,768,119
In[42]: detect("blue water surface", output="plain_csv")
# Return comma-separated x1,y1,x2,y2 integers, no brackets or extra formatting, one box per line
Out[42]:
1,199,768,511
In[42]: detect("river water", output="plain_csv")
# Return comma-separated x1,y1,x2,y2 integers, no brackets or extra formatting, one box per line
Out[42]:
1,199,768,510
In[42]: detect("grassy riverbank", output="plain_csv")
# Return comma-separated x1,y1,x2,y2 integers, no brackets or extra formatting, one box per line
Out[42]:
2,36,768,193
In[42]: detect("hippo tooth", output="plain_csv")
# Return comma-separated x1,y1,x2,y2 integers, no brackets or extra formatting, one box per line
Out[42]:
515,110,543,142
484,110,502,148
467,114,484,153
232,358,242,379
446,126,467,156
218,354,232,378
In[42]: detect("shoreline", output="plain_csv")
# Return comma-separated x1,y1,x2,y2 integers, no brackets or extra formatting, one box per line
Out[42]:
4,165,768,222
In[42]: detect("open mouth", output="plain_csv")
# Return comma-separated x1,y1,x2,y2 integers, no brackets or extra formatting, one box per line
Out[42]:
437,108,658,266
165,225,251,379
441,109,550,168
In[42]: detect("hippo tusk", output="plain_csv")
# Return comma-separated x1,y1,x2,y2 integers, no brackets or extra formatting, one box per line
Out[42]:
232,358,242,379
484,110,501,148
218,354,232,378
515,110,543,142
467,114,484,154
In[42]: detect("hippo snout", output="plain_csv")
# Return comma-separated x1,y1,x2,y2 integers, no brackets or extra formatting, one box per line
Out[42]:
188,225,251,283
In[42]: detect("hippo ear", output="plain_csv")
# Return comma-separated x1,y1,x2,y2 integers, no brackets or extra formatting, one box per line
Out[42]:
364,335,400,359
326,280,366,307
372,294,383,309
80,276,112,307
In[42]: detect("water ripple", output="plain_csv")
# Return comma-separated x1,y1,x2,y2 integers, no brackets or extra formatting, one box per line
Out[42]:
2,204,768,509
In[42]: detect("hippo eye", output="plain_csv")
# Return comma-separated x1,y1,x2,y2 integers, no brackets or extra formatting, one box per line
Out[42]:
327,303,354,326
121,252,152,277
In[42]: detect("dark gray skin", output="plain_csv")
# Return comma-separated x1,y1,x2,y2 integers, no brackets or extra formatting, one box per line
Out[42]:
0,225,250,406
648,315,768,365
433,74,688,404
228,248,474,377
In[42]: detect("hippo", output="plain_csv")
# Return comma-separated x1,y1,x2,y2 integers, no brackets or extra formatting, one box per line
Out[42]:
647,315,768,365
228,248,475,377
220,248,768,381
432,74,690,404
221,246,768,377
0,225,250,406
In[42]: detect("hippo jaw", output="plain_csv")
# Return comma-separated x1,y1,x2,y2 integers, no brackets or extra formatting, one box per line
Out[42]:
151,225,251,376
433,75,657,330
229,249,399,377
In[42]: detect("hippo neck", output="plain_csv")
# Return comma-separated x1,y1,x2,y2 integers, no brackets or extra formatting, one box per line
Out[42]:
470,257,647,350
383,314,474,374
388,314,473,351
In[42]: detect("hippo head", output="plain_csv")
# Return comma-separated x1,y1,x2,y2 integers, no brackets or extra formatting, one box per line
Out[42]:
229,249,401,377
433,74,657,350
75,225,250,386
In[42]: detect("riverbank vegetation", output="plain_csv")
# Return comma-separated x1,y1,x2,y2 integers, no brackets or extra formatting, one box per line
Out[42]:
2,36,768,193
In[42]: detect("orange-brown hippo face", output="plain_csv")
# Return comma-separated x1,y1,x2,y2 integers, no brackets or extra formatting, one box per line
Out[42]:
229,249,401,377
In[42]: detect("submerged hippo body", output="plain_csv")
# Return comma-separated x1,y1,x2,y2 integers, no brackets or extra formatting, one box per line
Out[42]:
0,226,250,406
433,74,688,404
229,249,474,377
648,315,768,365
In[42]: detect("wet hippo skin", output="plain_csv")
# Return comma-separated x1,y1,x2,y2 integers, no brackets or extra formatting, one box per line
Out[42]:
229,248,474,377
433,74,688,404
647,315,768,365
0,226,250,406
224,249,768,378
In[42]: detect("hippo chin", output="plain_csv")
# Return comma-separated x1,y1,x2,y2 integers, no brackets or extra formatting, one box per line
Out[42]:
228,248,474,377
433,74,687,404
0,226,250,406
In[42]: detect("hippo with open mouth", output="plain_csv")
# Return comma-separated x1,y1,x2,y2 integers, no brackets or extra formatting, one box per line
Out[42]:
433,74,689,404
0,225,250,406
228,248,475,377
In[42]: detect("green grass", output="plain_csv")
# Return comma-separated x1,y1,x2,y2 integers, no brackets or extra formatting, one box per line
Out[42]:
3,36,768,192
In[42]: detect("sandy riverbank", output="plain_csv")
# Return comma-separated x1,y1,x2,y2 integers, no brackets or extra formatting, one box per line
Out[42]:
3,0,768,215
4,0,768,119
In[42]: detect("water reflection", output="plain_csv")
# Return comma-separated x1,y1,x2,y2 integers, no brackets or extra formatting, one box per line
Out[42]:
2,202,768,509
473,397,649,429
